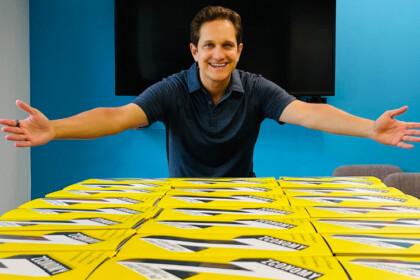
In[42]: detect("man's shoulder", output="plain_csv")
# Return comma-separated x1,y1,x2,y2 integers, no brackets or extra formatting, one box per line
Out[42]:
236,68,263,81
142,69,190,97
162,69,189,85
235,69,273,94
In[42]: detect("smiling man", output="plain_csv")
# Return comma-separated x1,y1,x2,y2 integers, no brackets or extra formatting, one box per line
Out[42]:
190,17,243,103
1,6,420,177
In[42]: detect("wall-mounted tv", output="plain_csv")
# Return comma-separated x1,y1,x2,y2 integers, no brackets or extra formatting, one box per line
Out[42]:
115,0,336,99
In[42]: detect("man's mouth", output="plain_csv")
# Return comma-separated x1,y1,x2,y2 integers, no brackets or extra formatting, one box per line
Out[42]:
209,62,228,68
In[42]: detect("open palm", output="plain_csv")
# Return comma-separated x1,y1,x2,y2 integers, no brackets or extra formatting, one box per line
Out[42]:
0,100,55,147
372,106,420,149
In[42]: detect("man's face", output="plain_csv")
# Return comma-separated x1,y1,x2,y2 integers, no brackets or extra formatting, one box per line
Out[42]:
190,19,243,90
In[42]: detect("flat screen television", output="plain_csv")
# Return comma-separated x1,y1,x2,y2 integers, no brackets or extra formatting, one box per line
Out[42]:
115,0,336,99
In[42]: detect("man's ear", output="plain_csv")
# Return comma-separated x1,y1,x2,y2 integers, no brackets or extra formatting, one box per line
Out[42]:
237,43,243,62
190,43,198,62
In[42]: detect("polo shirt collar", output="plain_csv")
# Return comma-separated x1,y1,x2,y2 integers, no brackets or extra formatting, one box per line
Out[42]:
230,68,244,94
187,63,201,93
187,62,245,95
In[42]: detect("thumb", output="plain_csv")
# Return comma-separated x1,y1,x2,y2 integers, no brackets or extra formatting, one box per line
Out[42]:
16,100,35,115
388,106,408,118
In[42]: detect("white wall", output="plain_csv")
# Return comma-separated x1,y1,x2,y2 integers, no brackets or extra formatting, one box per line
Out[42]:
0,0,30,214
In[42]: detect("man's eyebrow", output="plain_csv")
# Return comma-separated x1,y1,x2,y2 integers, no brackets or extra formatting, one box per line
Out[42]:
201,40,236,45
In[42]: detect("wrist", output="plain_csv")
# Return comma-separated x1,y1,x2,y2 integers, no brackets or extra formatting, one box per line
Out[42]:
367,120,376,140
50,120,60,140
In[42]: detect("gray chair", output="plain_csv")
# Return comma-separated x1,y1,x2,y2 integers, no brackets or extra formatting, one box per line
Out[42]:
384,172,420,198
332,164,403,181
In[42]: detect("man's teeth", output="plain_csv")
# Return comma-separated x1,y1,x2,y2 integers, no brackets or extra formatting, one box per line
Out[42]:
210,63,227,67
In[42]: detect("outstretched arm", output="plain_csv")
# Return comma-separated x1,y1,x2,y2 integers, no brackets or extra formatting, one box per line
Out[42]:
0,100,149,147
280,100,420,149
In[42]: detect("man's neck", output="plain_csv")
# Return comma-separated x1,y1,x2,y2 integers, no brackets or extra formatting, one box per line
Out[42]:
208,89,225,105
201,77,231,105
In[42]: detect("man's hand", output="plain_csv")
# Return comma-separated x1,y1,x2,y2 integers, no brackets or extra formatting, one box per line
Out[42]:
0,100,55,147
281,101,420,149
372,106,420,149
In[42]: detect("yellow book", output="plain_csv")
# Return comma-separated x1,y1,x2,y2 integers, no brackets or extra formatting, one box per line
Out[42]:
158,194,290,207
169,177,278,187
88,254,348,280
63,184,171,192
338,256,420,280
311,217,420,234
0,229,134,252
288,195,419,206
156,205,310,220
167,186,283,196
279,176,386,188
280,176,382,182
0,215,145,231
1,207,158,220
137,218,316,235
0,250,109,279
118,232,332,257
283,187,404,196
81,178,172,184
45,188,166,198
18,196,160,209
323,233,420,256
306,205,420,218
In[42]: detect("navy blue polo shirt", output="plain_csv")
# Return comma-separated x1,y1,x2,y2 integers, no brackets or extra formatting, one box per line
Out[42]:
132,63,295,177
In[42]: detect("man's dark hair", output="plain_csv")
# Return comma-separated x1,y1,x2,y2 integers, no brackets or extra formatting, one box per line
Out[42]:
190,6,243,47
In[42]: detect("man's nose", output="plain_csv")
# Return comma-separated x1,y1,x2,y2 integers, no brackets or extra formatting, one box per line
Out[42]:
212,46,226,60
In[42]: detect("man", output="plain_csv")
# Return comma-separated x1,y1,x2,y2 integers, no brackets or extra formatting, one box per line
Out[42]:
1,6,420,177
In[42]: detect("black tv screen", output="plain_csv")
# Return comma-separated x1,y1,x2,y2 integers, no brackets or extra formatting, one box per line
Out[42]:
115,0,336,97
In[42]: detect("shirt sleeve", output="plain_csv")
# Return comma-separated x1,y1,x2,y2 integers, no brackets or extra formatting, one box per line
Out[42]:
131,79,174,124
256,76,296,122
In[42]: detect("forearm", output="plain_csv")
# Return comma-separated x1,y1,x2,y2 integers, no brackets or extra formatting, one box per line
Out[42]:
281,101,375,139
303,104,374,138
281,101,420,149
52,107,128,140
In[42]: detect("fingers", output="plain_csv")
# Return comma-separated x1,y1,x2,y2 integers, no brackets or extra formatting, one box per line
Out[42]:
397,130,420,148
406,123,420,129
0,100,33,128
16,100,34,115
3,132,35,148
397,142,414,149
405,129,420,136
5,134,27,141
402,135,420,142
0,119,19,127
4,133,32,148
389,106,408,118
15,141,32,148
3,125,28,143
2,126,22,134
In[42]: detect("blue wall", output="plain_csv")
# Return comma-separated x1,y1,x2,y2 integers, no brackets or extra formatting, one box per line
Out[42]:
30,0,420,198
